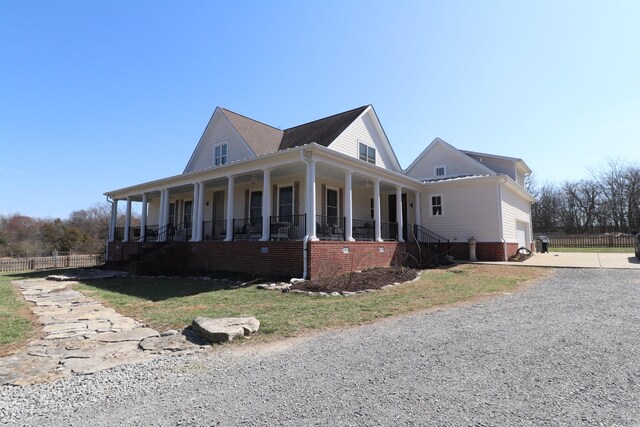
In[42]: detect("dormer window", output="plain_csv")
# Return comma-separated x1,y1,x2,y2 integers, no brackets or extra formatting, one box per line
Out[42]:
214,143,228,166
359,142,376,165
435,165,446,177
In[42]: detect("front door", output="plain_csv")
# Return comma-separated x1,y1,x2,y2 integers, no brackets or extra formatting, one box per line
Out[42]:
211,190,225,239
388,194,408,240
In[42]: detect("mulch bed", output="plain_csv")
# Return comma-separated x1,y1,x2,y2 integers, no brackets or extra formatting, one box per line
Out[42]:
291,267,419,293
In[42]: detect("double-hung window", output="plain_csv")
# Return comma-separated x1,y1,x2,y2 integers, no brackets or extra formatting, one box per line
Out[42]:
430,195,443,216
434,165,446,177
214,143,228,166
278,186,293,220
249,191,262,224
358,142,376,164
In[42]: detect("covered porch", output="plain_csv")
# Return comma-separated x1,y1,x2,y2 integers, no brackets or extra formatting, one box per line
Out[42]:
108,147,426,246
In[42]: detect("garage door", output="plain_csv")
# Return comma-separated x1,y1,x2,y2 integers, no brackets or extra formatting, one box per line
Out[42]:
516,222,528,248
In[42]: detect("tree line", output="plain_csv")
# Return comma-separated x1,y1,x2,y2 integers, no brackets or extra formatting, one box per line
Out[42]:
530,160,640,235
0,203,136,257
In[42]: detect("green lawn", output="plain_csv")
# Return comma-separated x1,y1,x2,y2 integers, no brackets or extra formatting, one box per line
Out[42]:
550,247,633,253
70,264,547,342
0,272,40,355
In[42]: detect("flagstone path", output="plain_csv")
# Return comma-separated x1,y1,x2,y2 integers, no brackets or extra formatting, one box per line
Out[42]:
1,275,204,386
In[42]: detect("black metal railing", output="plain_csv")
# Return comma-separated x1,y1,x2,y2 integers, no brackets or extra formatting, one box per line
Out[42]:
316,215,345,240
380,221,398,241
202,219,227,241
270,214,306,240
411,224,450,246
170,223,193,242
233,218,262,241
352,218,375,241
141,225,160,242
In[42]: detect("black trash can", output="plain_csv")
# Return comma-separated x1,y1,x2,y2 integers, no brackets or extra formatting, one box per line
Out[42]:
537,235,550,253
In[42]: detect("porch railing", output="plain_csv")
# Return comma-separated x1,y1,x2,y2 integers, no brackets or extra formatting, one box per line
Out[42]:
316,215,345,240
202,219,227,241
233,218,262,241
270,214,306,240
352,218,375,241
411,224,450,246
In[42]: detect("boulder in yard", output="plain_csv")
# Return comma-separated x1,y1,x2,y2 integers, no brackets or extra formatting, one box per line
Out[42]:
191,317,260,343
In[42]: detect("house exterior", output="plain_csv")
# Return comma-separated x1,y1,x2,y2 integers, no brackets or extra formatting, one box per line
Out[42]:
105,105,534,279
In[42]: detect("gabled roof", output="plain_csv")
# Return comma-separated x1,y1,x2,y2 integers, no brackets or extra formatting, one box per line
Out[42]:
404,137,496,176
460,149,532,174
279,105,369,150
220,108,283,156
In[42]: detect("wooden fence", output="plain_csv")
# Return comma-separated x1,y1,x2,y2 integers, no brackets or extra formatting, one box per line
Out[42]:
0,254,105,273
545,235,635,248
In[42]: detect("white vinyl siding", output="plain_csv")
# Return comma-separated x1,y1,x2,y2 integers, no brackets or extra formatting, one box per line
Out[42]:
406,142,489,180
501,185,531,244
421,181,500,242
328,111,398,171
184,112,255,173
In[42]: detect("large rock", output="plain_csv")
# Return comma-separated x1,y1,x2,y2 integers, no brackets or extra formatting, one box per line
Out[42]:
191,317,260,343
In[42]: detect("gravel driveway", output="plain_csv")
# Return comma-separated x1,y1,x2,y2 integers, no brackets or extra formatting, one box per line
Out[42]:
2,268,639,426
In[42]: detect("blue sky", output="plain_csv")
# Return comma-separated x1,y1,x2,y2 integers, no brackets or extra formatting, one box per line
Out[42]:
1,1,638,219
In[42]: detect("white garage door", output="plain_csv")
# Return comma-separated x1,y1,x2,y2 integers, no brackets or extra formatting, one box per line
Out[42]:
516,222,528,248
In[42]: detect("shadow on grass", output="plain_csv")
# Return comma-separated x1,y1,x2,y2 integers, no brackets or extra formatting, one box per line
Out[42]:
5,267,265,302
76,276,261,302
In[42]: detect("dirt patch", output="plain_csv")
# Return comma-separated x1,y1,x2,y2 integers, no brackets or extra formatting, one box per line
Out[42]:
291,267,419,293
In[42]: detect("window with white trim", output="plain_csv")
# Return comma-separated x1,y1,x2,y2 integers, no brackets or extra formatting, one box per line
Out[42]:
214,143,228,166
249,191,262,224
434,165,446,177
358,142,376,165
278,185,294,219
430,194,443,216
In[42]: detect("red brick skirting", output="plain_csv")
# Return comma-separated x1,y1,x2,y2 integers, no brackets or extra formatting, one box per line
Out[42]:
446,241,520,261
107,239,521,279
307,241,420,279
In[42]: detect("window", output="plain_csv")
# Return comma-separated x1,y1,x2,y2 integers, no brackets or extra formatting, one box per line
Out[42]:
326,188,339,223
214,143,228,166
434,165,446,177
430,195,443,216
183,201,193,227
278,186,293,219
169,203,176,225
358,142,376,164
249,191,262,224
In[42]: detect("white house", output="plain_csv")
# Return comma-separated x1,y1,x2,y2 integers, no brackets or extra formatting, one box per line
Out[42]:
105,105,534,278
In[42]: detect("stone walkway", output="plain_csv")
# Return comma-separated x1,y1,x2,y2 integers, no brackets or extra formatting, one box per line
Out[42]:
0,276,204,386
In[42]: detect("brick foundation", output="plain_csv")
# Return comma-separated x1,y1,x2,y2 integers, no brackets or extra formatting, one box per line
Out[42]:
307,241,420,279
108,241,303,279
446,241,520,261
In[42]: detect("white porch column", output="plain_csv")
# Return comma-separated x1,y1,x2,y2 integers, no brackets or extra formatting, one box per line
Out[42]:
396,186,404,243
225,176,235,241
261,169,272,241
374,179,382,242
123,197,132,242
109,199,118,242
344,171,354,241
158,190,165,232
197,181,205,241
414,192,421,227
191,183,199,241
161,189,170,242
307,161,318,240
140,193,148,241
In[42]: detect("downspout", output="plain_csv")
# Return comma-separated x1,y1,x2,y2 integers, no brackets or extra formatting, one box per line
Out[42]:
291,149,312,283
105,195,113,263
496,177,508,261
